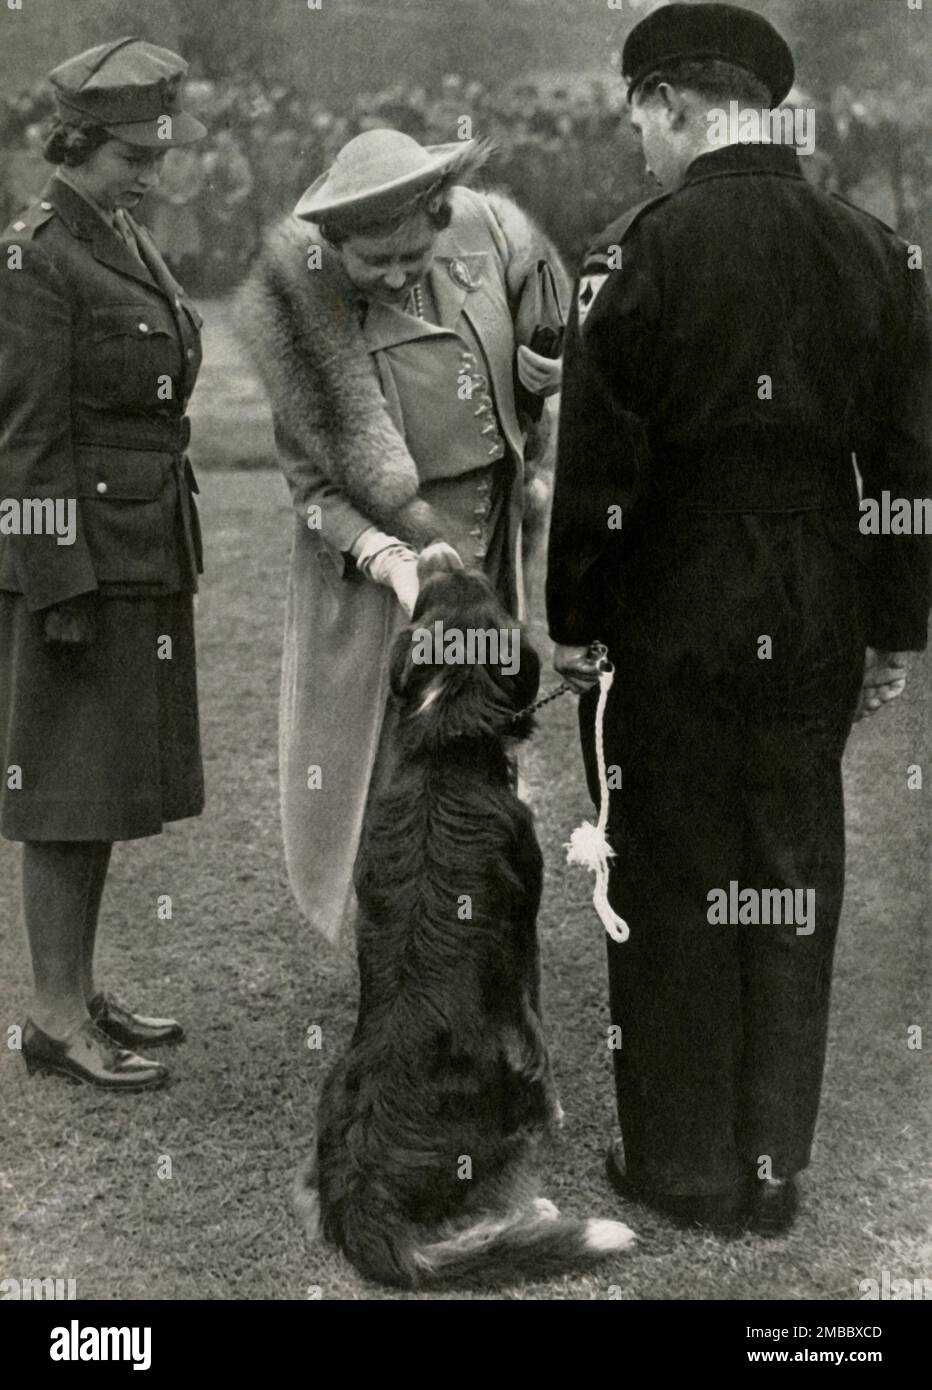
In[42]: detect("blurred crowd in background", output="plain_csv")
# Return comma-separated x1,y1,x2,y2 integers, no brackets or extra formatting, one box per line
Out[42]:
2,70,929,293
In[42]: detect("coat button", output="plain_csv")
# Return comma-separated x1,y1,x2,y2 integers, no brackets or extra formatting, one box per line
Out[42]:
138,322,149,333
39,201,52,212
186,349,195,359
12,221,25,231
96,481,108,495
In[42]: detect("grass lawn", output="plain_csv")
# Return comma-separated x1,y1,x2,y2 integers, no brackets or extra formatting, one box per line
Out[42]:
0,301,929,1301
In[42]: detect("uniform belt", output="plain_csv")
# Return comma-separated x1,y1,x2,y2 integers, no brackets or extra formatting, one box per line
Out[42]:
73,414,191,454
648,446,859,513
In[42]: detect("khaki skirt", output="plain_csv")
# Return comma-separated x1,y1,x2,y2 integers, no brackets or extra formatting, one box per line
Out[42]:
0,591,203,842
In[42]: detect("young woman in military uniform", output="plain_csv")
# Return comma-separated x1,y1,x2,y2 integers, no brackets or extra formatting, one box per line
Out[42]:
0,38,208,1089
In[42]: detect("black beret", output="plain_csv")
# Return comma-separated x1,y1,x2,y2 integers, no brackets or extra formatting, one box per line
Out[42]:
622,2,795,105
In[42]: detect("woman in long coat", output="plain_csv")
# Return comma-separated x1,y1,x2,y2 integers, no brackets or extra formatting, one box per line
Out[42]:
238,130,567,942
0,40,207,1088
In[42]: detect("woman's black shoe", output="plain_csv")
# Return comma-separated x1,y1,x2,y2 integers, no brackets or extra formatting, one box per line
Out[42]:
89,992,184,1048
21,1018,169,1090
747,1176,799,1236
606,1140,747,1237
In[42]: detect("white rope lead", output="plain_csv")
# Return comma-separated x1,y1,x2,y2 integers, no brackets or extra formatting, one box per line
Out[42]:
565,653,630,943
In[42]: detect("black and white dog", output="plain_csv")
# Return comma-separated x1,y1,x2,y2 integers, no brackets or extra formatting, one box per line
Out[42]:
295,545,635,1288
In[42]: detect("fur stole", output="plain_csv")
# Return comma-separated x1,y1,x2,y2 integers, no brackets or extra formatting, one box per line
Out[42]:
234,186,567,553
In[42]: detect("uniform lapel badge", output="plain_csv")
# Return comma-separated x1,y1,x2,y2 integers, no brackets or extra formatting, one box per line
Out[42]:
448,258,480,291
577,273,609,326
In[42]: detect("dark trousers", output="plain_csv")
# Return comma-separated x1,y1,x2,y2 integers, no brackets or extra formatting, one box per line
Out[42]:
585,702,851,1193
577,509,866,1193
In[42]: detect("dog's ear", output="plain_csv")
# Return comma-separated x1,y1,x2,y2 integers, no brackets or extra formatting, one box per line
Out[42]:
391,619,541,748
502,638,540,742
511,637,541,711
407,661,514,747
389,621,419,701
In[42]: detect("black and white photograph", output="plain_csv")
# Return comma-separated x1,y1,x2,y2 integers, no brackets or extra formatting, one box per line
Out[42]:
0,0,929,1339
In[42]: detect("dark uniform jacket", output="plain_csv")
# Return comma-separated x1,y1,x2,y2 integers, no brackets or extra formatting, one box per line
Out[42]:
545,143,932,1193
547,142,932,659
0,174,203,612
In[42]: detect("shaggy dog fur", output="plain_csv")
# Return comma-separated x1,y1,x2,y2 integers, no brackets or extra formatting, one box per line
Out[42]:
295,546,635,1289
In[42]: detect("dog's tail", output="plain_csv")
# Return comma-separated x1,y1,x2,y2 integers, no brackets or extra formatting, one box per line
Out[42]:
409,1205,636,1288
296,1156,634,1289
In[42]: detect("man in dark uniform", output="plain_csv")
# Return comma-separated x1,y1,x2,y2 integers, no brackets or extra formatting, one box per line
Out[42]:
547,3,932,1234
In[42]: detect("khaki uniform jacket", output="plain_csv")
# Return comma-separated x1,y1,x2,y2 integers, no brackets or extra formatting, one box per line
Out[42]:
0,174,203,611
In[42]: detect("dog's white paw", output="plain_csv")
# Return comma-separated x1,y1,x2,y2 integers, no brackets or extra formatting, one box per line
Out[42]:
552,1100,566,1130
533,1197,561,1221
294,1187,322,1241
584,1218,637,1253
293,1157,322,1241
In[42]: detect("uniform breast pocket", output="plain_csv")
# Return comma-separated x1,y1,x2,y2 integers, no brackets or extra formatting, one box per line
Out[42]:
75,448,170,584
85,304,181,411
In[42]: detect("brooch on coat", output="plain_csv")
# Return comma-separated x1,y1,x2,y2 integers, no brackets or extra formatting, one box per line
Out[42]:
448,258,482,291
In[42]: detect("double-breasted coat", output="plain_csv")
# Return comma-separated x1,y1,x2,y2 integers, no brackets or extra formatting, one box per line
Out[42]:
0,174,205,841
547,142,932,1194
238,186,565,941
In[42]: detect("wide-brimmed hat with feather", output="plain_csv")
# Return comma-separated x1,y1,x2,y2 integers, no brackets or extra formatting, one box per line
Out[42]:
294,128,491,231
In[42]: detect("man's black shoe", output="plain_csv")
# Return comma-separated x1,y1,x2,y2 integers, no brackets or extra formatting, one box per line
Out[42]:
604,1140,646,1201
746,1176,799,1237
606,1139,747,1237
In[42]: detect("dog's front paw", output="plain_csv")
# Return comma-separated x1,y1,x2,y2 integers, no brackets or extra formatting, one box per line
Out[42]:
293,1154,321,1241
549,1098,566,1132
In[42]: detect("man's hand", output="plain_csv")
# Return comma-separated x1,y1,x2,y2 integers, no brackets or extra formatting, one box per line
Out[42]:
554,643,602,693
854,648,908,721
42,593,100,647
517,346,562,397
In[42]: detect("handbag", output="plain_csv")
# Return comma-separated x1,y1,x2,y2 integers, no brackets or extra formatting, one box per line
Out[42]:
513,259,567,421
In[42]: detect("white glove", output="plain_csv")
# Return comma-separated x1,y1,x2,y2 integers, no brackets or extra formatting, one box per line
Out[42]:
351,526,420,617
